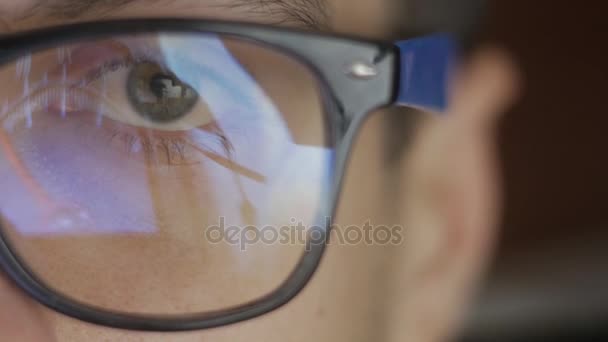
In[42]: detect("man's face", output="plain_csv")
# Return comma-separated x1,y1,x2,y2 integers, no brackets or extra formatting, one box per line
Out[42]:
0,1,519,341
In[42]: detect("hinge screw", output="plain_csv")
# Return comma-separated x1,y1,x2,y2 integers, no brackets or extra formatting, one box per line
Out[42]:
346,61,378,80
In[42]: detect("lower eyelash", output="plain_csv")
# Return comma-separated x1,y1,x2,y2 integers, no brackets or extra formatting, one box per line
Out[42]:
107,129,191,166
105,127,232,167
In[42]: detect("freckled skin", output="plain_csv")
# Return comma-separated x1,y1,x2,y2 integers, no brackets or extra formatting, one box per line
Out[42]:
0,1,520,341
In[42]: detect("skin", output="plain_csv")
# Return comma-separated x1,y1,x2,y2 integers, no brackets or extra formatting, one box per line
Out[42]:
0,0,520,341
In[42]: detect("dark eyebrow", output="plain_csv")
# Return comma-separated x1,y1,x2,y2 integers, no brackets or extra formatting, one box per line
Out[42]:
221,0,329,29
17,0,330,30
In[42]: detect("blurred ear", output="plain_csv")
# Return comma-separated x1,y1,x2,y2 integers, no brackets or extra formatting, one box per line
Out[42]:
387,48,520,342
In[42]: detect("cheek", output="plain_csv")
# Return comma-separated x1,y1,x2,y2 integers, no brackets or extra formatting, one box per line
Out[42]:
2,111,222,234
0,273,53,341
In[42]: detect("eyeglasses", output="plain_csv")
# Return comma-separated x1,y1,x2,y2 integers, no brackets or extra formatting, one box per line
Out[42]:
0,19,456,331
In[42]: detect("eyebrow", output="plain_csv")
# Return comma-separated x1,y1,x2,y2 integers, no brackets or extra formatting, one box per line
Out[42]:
16,0,330,30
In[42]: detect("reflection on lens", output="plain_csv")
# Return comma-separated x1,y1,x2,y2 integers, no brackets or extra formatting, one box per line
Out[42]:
0,33,333,315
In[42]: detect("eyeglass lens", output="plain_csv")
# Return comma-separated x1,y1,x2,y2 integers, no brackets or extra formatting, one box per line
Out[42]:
0,33,334,315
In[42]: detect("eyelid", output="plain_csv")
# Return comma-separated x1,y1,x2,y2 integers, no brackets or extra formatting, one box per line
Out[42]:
49,40,131,81
48,37,167,83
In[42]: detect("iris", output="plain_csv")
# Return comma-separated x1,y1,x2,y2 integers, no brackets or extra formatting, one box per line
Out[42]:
126,61,198,123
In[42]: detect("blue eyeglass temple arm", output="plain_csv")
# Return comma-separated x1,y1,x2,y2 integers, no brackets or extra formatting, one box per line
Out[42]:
394,34,458,113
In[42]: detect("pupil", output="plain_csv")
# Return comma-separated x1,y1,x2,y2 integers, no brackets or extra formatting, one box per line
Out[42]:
149,74,175,100
127,62,199,123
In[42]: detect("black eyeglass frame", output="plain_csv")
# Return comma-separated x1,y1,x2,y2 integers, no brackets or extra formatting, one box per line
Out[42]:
0,18,465,331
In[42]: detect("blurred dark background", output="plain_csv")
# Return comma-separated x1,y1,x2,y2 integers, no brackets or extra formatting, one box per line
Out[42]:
399,0,608,340
465,0,608,340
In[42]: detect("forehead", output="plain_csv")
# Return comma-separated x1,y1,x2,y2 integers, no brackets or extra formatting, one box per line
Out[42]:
0,0,390,34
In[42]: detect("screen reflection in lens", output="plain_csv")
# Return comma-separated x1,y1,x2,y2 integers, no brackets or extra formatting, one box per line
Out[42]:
0,33,333,315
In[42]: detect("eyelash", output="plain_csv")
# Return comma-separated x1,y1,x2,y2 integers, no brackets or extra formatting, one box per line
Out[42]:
103,126,232,167
81,54,158,85
81,59,133,85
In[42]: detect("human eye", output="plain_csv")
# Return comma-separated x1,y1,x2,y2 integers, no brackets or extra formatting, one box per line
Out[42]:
48,36,243,164
79,37,237,134
3,34,278,168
